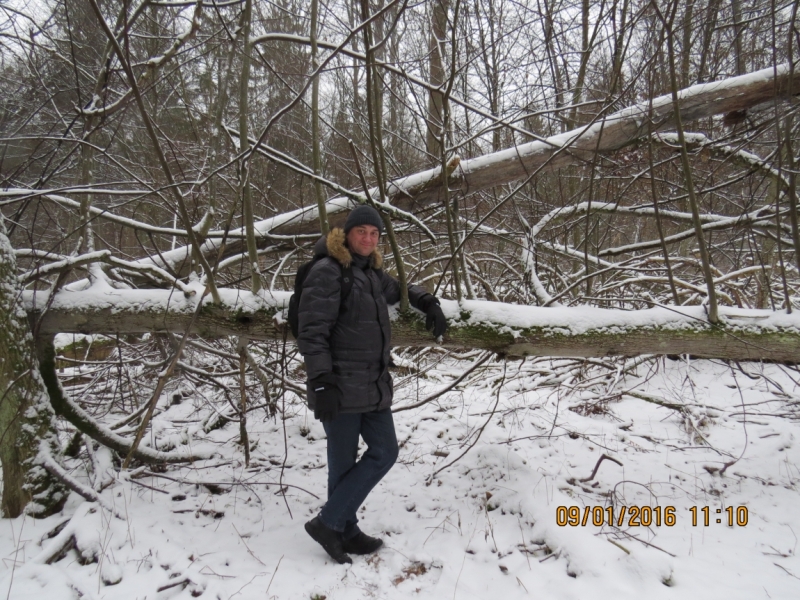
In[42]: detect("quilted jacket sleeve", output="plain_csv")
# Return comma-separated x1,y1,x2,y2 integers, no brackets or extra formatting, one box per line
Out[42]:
296,258,341,379
378,270,430,308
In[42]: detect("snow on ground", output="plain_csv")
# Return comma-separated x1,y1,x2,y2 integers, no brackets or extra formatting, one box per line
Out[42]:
2,354,800,599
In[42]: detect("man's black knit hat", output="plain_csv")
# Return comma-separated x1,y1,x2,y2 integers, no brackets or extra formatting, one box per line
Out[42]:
344,205,384,234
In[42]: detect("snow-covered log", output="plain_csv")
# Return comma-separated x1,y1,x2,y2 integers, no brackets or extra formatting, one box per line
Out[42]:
23,288,800,363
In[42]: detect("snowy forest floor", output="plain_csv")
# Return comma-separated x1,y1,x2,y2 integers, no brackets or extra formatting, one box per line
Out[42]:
2,351,800,600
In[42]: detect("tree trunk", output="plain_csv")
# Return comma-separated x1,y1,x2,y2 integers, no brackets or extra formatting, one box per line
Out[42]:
237,0,262,294
24,288,800,363
310,0,329,235
0,218,67,518
426,0,448,160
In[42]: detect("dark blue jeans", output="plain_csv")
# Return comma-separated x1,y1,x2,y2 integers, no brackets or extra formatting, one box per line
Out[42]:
318,409,398,538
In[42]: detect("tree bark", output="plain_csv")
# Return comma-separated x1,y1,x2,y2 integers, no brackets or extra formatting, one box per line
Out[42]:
0,219,67,518
310,0,329,235
24,289,800,363
426,0,448,160
237,0,262,294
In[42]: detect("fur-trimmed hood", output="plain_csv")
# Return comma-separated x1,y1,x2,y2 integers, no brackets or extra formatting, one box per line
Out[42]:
316,227,383,269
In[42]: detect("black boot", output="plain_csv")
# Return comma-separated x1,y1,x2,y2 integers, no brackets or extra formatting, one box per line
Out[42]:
304,517,352,564
342,531,383,555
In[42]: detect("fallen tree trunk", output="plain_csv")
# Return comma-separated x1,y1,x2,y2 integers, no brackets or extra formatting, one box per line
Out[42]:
75,62,798,274
23,289,800,362
273,64,800,235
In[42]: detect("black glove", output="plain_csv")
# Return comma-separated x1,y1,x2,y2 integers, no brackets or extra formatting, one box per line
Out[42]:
417,294,447,339
310,373,342,422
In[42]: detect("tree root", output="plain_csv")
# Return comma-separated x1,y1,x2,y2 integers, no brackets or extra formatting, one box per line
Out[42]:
36,335,208,465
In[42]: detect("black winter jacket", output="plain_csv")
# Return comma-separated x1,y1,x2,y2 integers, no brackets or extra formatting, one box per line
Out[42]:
297,228,429,413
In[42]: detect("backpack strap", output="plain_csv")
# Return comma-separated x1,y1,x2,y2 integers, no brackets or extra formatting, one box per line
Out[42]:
340,265,354,301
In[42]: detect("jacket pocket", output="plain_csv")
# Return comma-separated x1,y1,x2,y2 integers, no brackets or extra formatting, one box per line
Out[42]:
333,360,380,408
332,360,372,380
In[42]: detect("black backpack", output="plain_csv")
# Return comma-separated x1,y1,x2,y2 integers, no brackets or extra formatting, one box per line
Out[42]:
287,255,354,339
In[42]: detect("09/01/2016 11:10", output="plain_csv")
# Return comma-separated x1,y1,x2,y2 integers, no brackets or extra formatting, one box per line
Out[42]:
555,505,748,527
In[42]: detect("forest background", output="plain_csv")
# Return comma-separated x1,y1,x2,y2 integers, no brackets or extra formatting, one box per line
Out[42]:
0,0,799,597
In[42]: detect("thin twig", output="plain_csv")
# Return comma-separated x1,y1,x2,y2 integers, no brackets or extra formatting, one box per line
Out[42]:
279,333,293,518
122,286,212,469
605,538,631,555
129,478,169,495
393,352,492,413
613,529,676,557
579,454,623,483
774,562,800,580
429,360,506,479
266,555,283,596
232,524,266,566
40,455,124,519
157,577,190,593
720,366,749,475
140,470,319,499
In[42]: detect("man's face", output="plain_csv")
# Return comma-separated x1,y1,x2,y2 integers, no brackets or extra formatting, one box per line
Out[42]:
346,224,380,257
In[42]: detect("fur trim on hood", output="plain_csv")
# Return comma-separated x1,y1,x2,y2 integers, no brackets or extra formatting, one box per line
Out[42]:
326,227,383,269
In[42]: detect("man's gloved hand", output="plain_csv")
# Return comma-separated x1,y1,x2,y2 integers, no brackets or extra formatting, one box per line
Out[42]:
417,294,447,339
310,373,342,422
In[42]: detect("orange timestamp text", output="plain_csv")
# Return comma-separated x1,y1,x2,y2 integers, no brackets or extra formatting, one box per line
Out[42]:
556,505,749,527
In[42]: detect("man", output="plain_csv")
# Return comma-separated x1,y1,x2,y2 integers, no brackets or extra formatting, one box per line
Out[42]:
297,205,447,564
